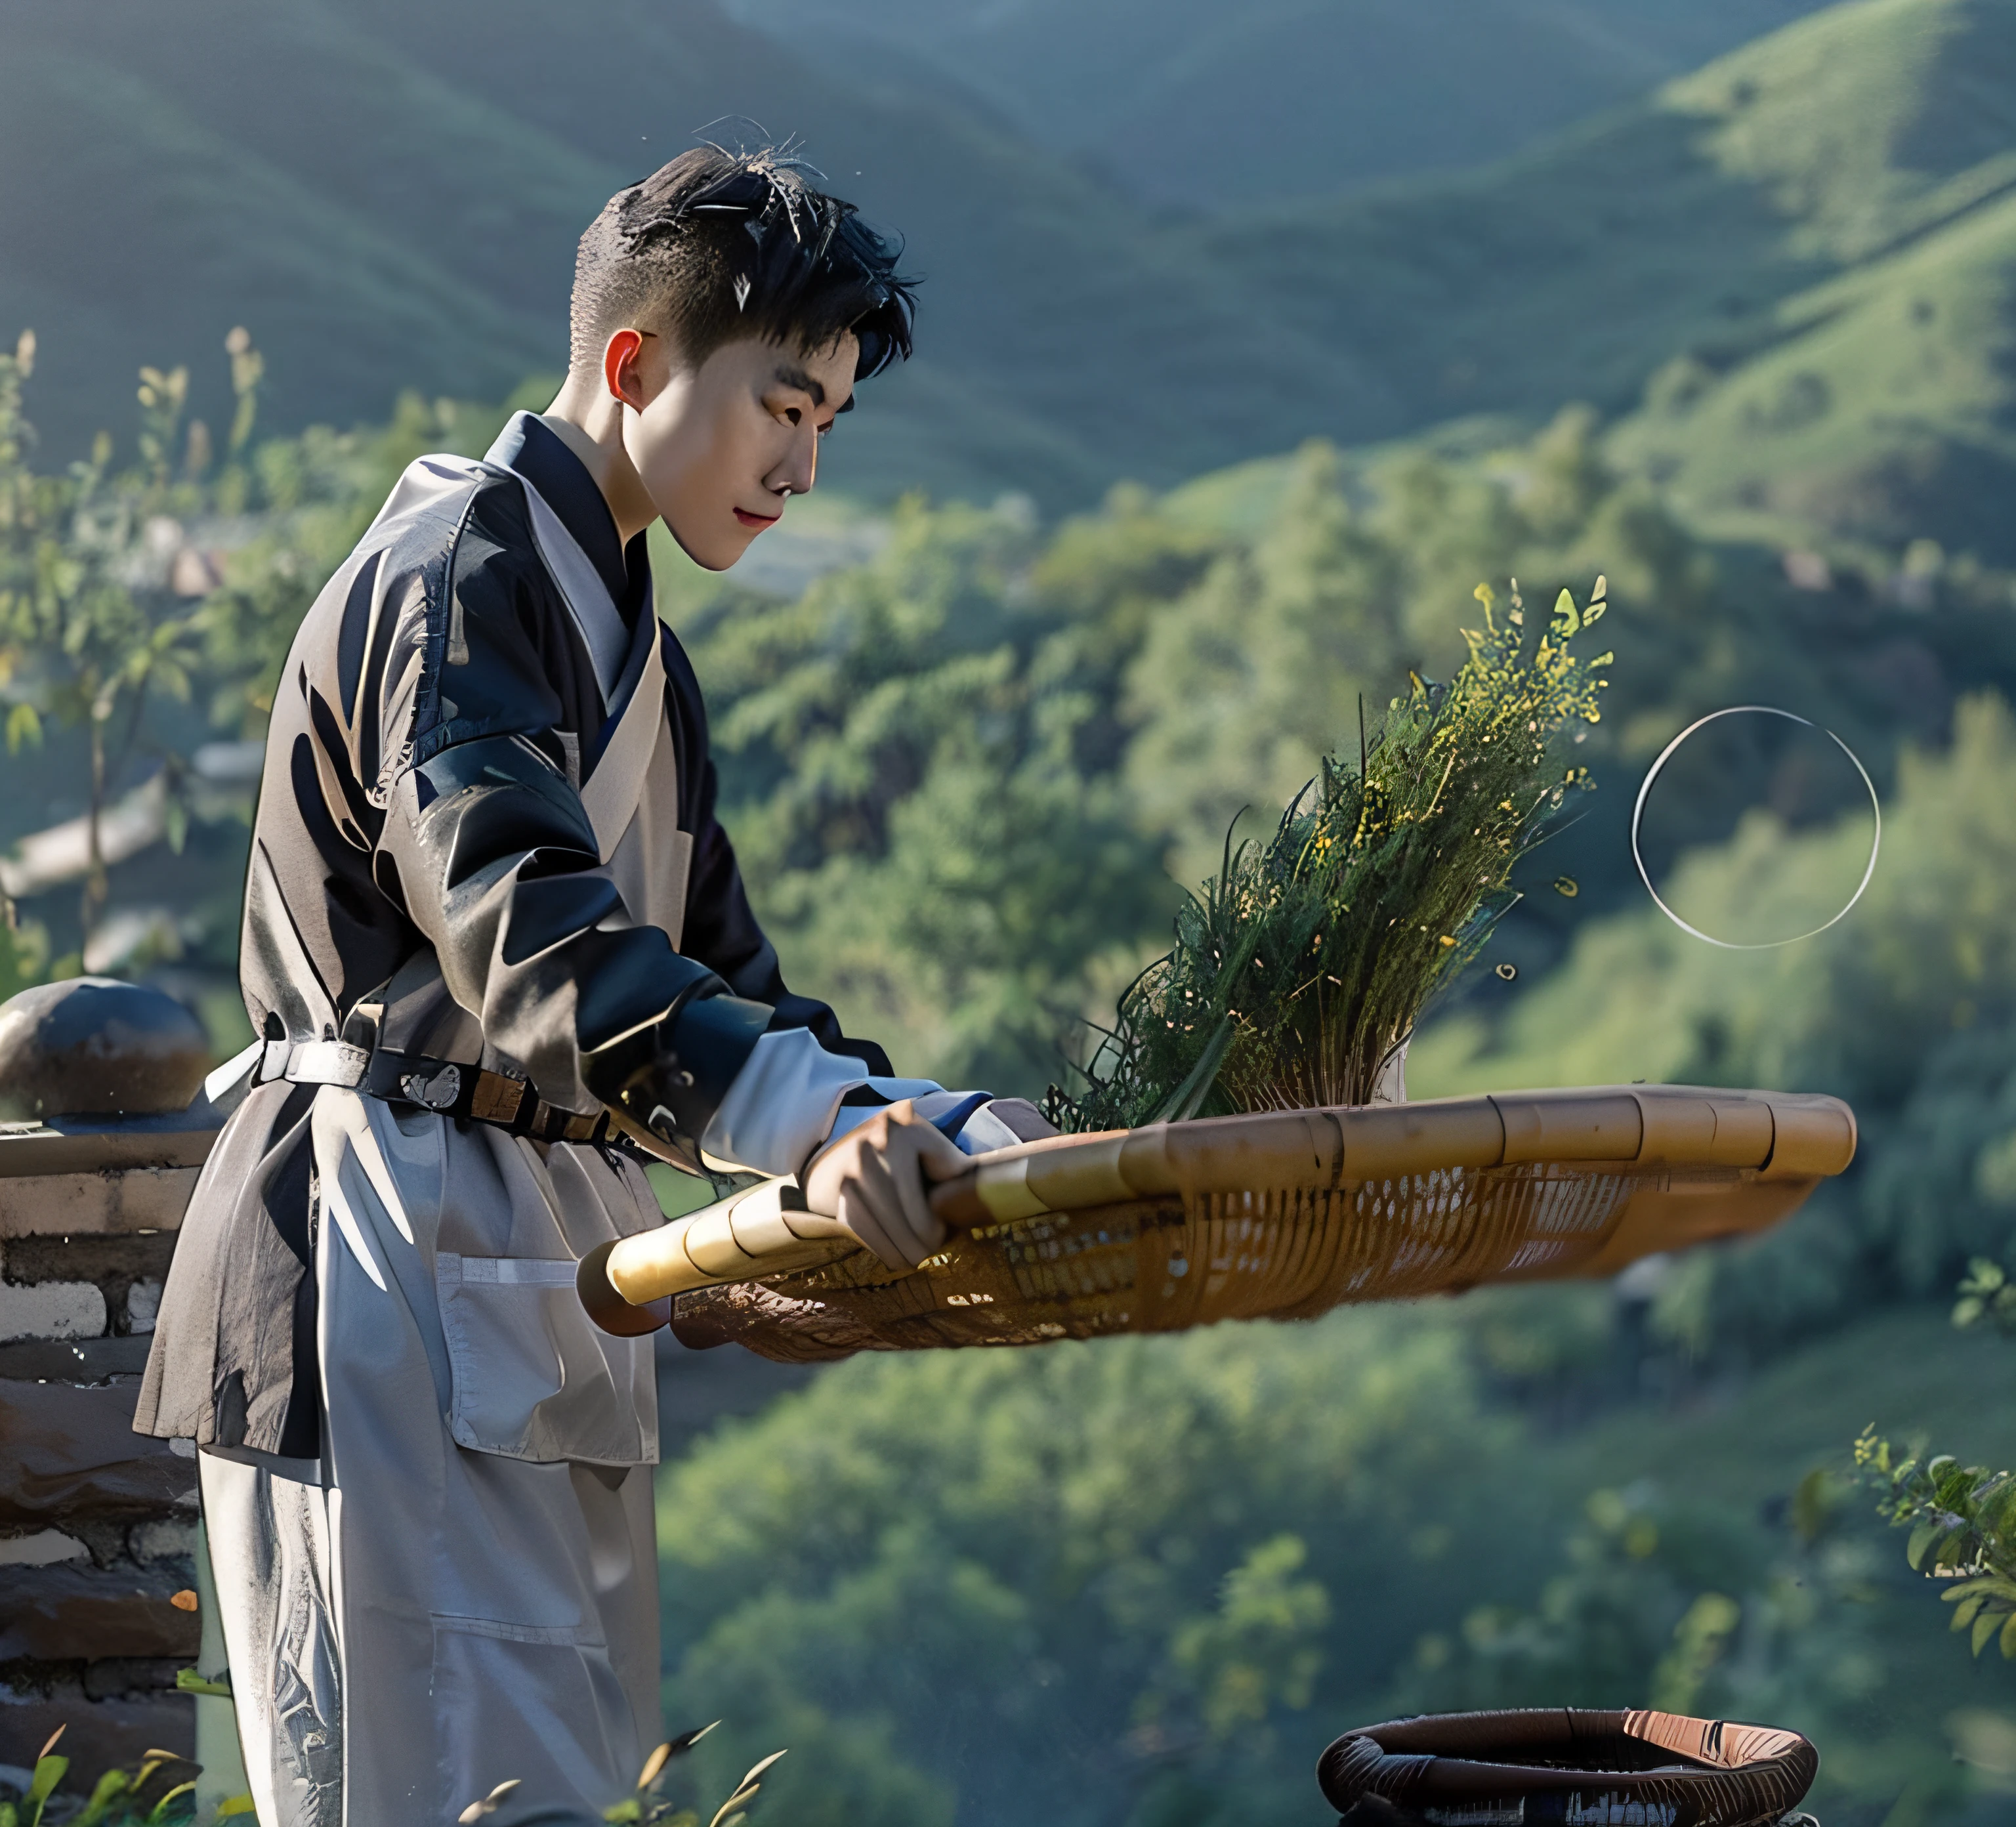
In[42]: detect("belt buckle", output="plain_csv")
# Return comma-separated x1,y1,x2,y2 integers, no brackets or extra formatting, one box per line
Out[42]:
400,1063,463,1111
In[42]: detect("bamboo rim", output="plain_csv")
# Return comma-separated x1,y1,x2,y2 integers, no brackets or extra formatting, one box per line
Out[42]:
1319,1708,1818,1827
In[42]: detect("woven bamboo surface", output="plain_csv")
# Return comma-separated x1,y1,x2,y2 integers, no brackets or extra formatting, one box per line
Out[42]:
662,1084,1856,1362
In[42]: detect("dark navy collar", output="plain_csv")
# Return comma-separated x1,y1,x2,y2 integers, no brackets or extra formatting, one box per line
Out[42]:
486,411,652,627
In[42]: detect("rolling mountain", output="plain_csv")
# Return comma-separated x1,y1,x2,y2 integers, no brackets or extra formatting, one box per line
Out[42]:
1191,0,2016,555
7,0,2016,556
0,0,1391,506
1605,0,2016,551
721,0,1832,207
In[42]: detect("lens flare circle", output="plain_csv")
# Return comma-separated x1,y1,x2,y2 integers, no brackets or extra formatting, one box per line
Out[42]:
1631,705,1880,950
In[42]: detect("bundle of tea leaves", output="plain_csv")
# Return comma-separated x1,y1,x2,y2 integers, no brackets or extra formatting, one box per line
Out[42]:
1049,578,1612,1129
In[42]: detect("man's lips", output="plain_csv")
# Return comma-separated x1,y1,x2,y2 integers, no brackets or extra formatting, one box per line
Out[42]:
734,507,781,530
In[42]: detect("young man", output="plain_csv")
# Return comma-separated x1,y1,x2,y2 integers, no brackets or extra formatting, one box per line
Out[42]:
136,146,1025,1825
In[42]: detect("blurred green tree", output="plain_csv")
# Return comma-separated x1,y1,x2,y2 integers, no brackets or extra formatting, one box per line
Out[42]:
658,1309,1528,1826
0,332,203,939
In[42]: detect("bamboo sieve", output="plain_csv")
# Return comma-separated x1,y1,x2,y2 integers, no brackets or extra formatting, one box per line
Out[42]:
578,1083,1855,1360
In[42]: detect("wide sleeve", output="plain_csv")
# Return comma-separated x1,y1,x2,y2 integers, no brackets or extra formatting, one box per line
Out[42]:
372,501,768,1157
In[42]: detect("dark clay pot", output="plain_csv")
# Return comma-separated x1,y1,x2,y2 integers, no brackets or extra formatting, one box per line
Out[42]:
0,978,211,1119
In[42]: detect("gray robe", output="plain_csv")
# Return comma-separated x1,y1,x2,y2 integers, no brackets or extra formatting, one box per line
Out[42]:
140,427,839,1824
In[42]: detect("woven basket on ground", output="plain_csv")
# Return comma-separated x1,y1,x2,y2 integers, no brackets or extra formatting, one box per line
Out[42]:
1317,1707,1818,1827
581,1083,1855,1362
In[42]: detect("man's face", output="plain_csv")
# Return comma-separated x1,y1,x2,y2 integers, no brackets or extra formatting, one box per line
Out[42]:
619,330,858,570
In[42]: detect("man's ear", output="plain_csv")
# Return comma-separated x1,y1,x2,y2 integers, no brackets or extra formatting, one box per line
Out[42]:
603,329,648,410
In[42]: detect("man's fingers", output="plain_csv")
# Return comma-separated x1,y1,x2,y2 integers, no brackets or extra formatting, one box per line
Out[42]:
827,1155,910,1270
837,1186,906,1270
866,1144,943,1267
799,1100,965,1271
890,1130,948,1263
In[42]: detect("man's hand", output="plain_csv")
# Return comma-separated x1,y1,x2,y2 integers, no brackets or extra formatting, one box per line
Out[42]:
799,1100,969,1270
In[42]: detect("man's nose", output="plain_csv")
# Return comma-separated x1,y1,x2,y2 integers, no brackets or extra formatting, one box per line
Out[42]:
778,427,818,497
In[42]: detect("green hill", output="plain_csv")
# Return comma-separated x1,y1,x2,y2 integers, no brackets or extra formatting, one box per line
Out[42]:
1195,0,2016,556
10,0,2016,545
0,0,1394,507
723,0,1832,207
1606,0,2016,551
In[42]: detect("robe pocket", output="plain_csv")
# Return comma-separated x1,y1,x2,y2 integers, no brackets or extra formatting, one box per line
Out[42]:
436,1253,658,1467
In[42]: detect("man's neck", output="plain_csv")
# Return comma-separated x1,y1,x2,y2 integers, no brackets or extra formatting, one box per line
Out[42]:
539,380,659,545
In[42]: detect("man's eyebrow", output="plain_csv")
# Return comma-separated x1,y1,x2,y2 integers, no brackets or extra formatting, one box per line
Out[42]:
773,362,826,408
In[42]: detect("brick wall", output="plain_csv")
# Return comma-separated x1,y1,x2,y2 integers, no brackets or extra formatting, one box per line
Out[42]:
0,1148,207,1774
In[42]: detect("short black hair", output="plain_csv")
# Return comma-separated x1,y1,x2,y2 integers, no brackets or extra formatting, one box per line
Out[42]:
569,144,917,383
